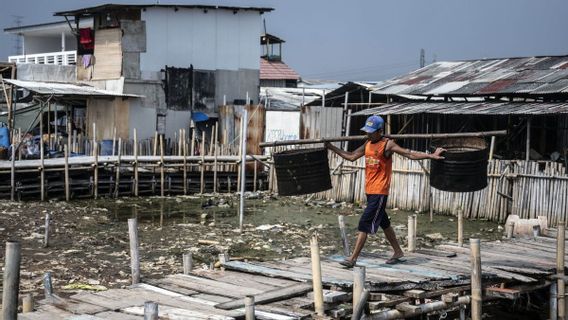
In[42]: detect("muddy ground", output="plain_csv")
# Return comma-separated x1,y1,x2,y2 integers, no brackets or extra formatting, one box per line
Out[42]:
0,192,505,300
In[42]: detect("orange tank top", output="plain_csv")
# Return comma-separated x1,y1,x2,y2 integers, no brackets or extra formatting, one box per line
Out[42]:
365,139,392,195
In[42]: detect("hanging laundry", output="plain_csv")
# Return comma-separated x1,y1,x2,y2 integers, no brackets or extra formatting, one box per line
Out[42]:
82,54,93,68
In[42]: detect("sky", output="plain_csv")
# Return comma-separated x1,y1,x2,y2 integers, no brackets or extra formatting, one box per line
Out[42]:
1,0,568,82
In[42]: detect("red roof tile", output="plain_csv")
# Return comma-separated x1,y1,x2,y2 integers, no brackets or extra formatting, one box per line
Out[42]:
260,58,300,80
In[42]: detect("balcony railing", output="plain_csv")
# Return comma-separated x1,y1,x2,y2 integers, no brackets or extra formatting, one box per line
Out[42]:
8,50,77,66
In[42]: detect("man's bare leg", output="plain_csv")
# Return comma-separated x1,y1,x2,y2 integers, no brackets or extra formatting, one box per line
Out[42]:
383,226,404,260
346,232,368,263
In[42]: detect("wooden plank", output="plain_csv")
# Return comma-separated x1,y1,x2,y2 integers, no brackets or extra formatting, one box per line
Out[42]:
92,311,141,320
42,295,109,315
144,278,199,296
17,304,74,320
193,269,299,288
485,287,521,300
122,305,234,320
216,283,313,310
164,274,264,298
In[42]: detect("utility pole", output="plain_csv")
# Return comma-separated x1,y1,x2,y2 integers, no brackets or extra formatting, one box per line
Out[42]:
420,48,425,68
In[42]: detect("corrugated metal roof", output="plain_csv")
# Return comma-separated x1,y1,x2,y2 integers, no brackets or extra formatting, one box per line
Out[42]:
372,55,568,97
3,79,142,98
260,58,300,81
352,101,568,116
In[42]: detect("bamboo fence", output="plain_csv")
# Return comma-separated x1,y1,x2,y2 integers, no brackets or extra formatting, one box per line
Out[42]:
278,153,568,224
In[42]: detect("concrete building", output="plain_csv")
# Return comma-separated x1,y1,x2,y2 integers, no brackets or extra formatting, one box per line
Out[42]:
5,4,273,140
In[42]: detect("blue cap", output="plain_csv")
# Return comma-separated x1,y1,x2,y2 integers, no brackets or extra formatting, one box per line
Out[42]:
360,115,384,133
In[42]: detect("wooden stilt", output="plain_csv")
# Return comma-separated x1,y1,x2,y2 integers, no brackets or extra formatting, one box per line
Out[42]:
115,138,122,198
183,252,193,274
43,272,53,297
144,301,158,320
214,124,219,193
10,142,15,201
22,293,34,313
557,222,566,320
200,131,206,194
160,135,165,197
40,109,45,201
153,131,158,156
133,129,139,197
93,142,98,199
43,213,50,248
64,145,70,201
239,109,248,231
244,296,255,320
408,215,416,252
2,241,21,320
338,215,350,257
310,234,325,316
183,140,188,195
353,266,366,313
458,209,464,247
128,218,141,284
470,238,482,320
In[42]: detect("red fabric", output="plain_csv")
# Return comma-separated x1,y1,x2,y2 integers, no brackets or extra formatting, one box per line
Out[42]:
79,28,94,50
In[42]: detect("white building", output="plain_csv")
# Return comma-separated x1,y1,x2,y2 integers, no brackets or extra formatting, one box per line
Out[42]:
5,4,272,140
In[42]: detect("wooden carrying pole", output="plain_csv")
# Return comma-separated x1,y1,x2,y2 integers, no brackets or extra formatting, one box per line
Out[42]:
259,130,508,147
2,240,21,320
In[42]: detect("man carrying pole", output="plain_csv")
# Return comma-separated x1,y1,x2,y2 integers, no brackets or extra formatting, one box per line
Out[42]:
325,115,445,266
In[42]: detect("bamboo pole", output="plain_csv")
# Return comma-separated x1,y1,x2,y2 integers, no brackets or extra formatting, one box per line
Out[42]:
458,209,464,247
526,118,531,162
551,282,558,320
470,238,482,320
93,142,98,199
310,234,325,316
239,109,248,231
338,215,350,257
214,124,219,193
2,240,21,320
557,222,566,320
128,218,140,284
489,136,496,160
22,293,34,313
353,266,366,313
352,289,370,320
153,131,158,156
183,140,188,195
260,130,508,148
10,143,15,201
144,301,158,320
408,215,416,252
200,131,206,194
160,135,165,197
40,110,45,201
244,295,255,320
115,138,122,198
134,129,139,197
112,127,116,156
43,212,50,248
64,145,70,201
183,252,193,274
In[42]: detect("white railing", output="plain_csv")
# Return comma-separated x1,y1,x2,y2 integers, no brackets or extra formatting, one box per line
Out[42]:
8,50,77,66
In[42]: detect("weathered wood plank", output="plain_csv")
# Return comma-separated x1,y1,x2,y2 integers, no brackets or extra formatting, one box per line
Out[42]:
216,283,313,310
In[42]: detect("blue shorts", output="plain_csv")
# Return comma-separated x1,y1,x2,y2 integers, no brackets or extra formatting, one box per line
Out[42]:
358,194,391,234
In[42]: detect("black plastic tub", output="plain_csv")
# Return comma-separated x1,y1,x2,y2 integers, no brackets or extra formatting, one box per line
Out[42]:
273,148,332,196
430,137,489,192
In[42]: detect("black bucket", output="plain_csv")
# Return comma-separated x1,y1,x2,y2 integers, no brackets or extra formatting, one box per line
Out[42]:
273,148,332,196
430,137,489,192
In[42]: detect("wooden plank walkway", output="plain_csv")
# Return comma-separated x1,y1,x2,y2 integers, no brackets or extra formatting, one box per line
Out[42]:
20,237,561,319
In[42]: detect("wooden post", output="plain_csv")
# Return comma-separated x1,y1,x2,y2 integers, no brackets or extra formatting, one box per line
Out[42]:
239,109,248,231
183,140,188,195
183,252,193,274
160,135,165,197
92,123,96,156
43,272,53,297
64,145,70,201
93,142,98,199
310,234,325,316
153,131,158,156
190,127,196,156
200,130,205,194
489,136,496,160
551,282,558,320
470,238,482,320
112,127,116,156
128,218,141,284
214,124,219,193
244,295,255,320
526,117,531,161
408,215,416,252
134,129,139,197
352,289,370,320
338,215,350,257
40,110,45,202
22,293,34,313
10,143,15,201
458,209,464,247
48,103,52,150
2,240,21,320
506,222,515,239
144,301,158,320
353,266,366,312
557,222,566,320
115,138,122,198
54,106,58,151
43,212,50,248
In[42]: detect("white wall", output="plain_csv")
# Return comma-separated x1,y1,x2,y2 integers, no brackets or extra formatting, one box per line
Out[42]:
24,35,77,54
140,7,261,73
265,111,300,142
